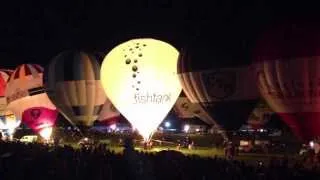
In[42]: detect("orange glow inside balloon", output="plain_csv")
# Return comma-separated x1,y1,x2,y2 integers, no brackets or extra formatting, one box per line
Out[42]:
101,38,181,141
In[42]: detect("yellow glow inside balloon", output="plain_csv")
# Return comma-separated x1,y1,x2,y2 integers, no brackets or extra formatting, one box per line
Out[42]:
101,38,181,141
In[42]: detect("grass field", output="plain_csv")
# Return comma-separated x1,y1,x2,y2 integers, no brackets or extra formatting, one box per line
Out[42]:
65,140,294,166
54,130,300,166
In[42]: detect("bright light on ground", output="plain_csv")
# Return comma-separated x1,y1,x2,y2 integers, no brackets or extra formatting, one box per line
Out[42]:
39,127,52,140
110,124,117,131
184,124,190,133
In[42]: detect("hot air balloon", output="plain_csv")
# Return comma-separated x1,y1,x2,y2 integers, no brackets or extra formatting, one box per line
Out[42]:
254,19,320,141
0,110,20,140
101,38,182,141
6,64,58,140
0,69,20,140
97,98,121,125
45,50,106,128
177,36,259,138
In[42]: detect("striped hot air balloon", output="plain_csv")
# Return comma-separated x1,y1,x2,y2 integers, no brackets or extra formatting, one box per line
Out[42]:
177,36,259,135
254,19,320,141
5,64,58,139
45,50,106,127
6,64,57,119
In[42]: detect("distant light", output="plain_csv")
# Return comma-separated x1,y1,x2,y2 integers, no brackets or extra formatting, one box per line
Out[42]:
259,129,264,132
184,124,190,133
310,141,315,148
110,124,117,131
39,127,53,140
196,128,200,132
164,121,171,128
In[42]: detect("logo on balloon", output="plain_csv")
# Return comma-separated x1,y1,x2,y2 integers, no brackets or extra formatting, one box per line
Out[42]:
193,109,201,114
204,71,236,100
133,92,172,104
181,102,189,111
30,109,41,120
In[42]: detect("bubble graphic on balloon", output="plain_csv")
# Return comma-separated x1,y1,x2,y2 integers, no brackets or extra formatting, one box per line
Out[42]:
101,38,181,141
125,59,131,64
132,65,138,72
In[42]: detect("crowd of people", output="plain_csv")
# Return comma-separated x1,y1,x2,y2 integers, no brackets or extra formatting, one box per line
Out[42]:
0,140,320,180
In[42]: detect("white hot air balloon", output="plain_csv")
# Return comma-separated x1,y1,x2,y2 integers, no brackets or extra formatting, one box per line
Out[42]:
101,38,182,141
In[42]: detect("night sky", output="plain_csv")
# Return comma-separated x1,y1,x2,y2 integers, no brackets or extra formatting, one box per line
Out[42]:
0,0,319,69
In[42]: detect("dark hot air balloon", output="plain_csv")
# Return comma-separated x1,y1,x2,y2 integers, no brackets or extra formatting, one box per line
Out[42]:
178,36,259,138
254,19,320,141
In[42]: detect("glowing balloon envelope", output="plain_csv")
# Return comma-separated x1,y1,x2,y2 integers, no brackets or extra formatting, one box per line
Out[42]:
0,110,20,139
0,69,19,140
101,38,182,141
22,107,58,140
6,64,57,139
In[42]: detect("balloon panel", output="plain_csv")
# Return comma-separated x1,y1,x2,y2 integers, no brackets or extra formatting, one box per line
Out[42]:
253,20,320,141
174,97,196,118
0,69,13,111
98,98,120,121
6,73,43,104
179,66,258,103
279,112,320,141
178,65,259,131
101,38,182,140
173,96,217,125
0,98,6,112
7,93,56,120
45,51,106,127
207,100,258,130
0,70,12,83
256,58,320,113
47,80,105,126
0,76,5,97
0,69,13,96
5,64,56,120
256,57,320,141
22,107,58,133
